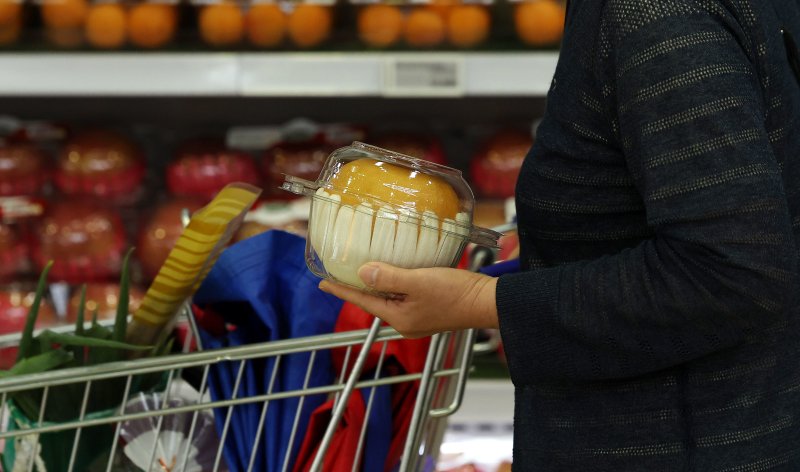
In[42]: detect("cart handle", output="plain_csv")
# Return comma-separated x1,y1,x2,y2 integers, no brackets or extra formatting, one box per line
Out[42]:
428,328,478,419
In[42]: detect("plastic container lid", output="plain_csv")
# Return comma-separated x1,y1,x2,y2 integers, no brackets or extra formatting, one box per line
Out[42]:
282,141,500,291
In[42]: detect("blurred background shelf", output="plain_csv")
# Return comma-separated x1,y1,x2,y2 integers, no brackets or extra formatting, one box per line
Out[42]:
0,51,558,97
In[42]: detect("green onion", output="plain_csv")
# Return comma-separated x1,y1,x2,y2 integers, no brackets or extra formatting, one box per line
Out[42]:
17,261,53,362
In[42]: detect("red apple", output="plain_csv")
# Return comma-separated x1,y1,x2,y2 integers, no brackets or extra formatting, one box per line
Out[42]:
0,143,50,196
0,223,27,281
370,132,447,165
137,198,204,280
32,201,127,283
54,129,146,199
262,137,331,199
470,130,533,199
167,138,261,200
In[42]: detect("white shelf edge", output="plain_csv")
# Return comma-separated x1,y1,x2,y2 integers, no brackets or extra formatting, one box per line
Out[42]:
0,53,241,96
0,52,558,97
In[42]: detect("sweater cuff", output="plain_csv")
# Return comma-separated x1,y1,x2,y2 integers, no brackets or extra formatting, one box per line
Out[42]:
496,267,561,386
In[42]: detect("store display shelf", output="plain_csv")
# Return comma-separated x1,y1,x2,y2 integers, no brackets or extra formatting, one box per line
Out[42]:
0,51,558,97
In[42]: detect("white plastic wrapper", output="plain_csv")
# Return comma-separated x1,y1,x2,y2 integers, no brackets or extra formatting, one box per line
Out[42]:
117,380,226,472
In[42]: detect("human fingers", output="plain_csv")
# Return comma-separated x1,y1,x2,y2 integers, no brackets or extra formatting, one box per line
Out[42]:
318,279,403,319
357,262,419,294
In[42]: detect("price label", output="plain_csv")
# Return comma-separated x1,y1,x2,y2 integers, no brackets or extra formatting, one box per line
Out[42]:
384,56,465,97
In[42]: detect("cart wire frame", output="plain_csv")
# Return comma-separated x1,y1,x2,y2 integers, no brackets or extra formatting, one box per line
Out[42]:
0,308,479,472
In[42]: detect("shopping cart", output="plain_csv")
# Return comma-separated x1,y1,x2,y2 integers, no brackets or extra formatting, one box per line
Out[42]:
0,240,511,472
0,314,479,472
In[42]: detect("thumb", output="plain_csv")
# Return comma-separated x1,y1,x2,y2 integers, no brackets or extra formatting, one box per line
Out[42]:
358,262,413,293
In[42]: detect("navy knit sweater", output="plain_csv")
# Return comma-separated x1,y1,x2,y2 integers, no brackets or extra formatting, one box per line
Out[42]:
496,0,800,470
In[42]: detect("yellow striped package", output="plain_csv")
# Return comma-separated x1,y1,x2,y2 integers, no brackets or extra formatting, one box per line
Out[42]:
126,182,261,347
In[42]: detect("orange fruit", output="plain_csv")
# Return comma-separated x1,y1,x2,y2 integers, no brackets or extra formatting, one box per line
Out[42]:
329,158,460,220
403,7,445,48
41,0,88,29
0,20,19,45
199,2,244,47
128,3,176,49
287,4,331,48
85,3,127,49
447,4,489,48
357,4,403,48
246,3,285,47
427,0,456,21
0,0,20,26
514,0,565,47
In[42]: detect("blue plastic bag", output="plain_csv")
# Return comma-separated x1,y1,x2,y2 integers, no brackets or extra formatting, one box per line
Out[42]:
194,230,343,472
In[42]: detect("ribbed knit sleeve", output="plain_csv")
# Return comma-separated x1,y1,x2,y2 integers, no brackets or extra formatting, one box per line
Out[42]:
497,1,797,383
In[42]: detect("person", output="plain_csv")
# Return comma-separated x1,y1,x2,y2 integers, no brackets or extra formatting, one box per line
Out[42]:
320,0,800,469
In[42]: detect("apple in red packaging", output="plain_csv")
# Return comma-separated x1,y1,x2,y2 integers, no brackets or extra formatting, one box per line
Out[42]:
167,138,261,200
0,143,50,196
54,129,146,200
0,287,60,369
66,283,145,323
0,223,27,281
232,219,308,242
470,130,533,199
32,201,127,283
138,198,205,280
370,132,447,165
261,136,331,198
231,199,309,243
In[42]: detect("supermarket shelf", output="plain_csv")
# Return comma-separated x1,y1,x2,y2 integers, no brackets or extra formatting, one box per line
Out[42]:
0,52,558,97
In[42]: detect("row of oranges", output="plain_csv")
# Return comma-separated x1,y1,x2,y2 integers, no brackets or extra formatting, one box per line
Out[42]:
0,0,565,49
360,0,564,48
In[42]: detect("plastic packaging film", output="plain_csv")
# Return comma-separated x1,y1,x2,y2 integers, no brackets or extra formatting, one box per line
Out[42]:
283,142,500,292
126,182,261,347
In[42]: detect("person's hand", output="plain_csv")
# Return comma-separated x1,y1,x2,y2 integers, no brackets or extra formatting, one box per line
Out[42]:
318,262,498,338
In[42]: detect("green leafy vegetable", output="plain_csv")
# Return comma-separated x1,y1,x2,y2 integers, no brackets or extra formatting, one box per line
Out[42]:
39,331,152,351
75,285,86,337
113,248,134,343
17,261,53,363
3,248,173,423
9,350,74,376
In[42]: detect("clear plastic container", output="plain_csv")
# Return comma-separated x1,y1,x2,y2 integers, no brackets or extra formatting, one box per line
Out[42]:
282,141,500,291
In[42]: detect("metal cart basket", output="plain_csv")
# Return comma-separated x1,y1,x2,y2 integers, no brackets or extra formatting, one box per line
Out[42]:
0,307,478,472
